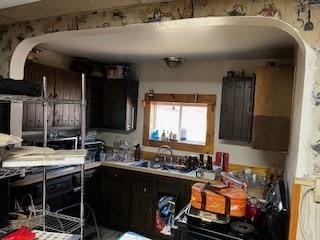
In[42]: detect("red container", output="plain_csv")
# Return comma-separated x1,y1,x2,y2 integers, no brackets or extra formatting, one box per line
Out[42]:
3,226,35,240
215,152,223,166
222,153,229,171
246,197,260,225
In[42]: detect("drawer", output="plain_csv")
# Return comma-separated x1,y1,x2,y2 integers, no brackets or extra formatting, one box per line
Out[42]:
103,167,131,181
34,176,73,200
156,176,180,193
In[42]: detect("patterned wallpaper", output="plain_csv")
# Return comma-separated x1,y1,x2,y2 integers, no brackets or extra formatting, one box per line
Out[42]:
0,0,319,78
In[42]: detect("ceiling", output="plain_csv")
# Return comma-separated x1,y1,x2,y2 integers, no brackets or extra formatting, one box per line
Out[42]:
0,0,172,25
38,23,296,63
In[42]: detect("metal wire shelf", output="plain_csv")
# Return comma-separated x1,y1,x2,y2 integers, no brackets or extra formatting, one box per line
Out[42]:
0,210,81,238
0,167,32,180
0,74,87,239
0,94,82,104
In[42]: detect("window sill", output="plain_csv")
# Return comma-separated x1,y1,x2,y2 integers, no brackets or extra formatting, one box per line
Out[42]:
143,139,212,154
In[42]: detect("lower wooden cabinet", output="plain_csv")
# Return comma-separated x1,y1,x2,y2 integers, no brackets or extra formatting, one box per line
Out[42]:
130,174,155,235
89,167,193,238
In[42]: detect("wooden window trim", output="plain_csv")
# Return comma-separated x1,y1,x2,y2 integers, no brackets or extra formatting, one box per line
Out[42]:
143,93,216,154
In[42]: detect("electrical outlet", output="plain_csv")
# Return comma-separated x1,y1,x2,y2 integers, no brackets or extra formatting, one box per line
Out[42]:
314,178,320,203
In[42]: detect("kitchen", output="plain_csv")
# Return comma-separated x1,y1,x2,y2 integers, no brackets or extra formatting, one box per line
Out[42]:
0,1,319,240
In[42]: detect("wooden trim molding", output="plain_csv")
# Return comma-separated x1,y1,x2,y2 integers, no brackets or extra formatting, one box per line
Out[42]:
143,93,216,154
288,183,301,240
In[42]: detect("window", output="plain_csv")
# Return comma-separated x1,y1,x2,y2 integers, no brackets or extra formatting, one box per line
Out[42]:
151,103,207,145
143,93,216,153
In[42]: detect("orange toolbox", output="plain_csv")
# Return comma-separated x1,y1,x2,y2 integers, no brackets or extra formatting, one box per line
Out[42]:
191,182,248,217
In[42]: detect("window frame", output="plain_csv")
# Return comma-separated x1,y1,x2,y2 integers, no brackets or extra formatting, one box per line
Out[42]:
143,93,216,154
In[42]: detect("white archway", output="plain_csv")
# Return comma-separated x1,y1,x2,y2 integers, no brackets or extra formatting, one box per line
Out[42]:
8,16,316,189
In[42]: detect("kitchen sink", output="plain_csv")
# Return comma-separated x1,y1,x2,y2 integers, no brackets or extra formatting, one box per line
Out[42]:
130,160,192,173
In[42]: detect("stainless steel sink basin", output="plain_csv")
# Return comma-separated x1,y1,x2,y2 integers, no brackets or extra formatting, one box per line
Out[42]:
130,160,192,173
129,160,162,169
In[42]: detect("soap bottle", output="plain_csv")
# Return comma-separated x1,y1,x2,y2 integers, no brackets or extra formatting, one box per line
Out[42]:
161,130,166,141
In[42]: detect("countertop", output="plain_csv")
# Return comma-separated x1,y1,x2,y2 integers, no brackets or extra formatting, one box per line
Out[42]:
102,160,219,184
102,160,264,199
11,162,101,187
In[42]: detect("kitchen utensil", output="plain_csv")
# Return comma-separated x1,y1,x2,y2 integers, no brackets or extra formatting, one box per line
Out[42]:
304,9,314,31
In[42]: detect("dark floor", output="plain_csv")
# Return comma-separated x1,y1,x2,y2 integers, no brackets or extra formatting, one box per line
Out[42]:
89,227,122,240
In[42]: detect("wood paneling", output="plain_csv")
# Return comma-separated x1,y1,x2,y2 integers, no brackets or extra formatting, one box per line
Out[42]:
23,62,81,130
146,93,216,104
23,62,55,130
54,68,81,127
288,183,301,240
143,93,216,154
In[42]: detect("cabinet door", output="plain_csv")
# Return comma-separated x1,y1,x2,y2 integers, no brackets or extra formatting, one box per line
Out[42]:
54,69,81,127
23,62,55,130
0,103,10,133
219,77,236,140
87,76,103,128
100,168,131,230
131,175,155,235
126,80,139,131
252,66,293,151
101,79,127,130
219,77,254,142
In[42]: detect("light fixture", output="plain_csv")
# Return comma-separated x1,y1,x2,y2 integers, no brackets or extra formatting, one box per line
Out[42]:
0,0,41,10
163,57,185,68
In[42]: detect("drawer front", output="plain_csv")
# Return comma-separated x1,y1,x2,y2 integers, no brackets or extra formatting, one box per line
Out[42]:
103,167,131,182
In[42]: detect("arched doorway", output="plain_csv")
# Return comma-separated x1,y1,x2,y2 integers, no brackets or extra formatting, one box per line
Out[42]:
8,16,315,195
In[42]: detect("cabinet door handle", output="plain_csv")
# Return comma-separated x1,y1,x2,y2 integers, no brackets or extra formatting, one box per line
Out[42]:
247,103,252,115
131,106,135,129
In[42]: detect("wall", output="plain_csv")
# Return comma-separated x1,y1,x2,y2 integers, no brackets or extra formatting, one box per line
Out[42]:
99,59,291,168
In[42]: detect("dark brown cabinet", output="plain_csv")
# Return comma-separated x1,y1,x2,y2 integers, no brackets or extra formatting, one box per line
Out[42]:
130,174,155,235
219,74,255,142
98,167,131,230
0,103,10,133
87,78,139,132
23,62,81,130
89,167,193,238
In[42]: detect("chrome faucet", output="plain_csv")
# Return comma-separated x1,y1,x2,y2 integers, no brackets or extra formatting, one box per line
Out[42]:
155,145,173,165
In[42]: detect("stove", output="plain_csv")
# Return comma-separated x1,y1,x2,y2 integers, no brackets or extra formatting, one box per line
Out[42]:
172,205,261,240
172,180,289,240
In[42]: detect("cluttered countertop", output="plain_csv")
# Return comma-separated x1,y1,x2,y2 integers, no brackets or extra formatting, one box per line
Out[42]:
102,160,219,183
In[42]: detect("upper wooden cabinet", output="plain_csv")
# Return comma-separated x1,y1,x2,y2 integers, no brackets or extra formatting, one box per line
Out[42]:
88,77,139,132
252,66,294,151
219,74,255,142
23,62,81,130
